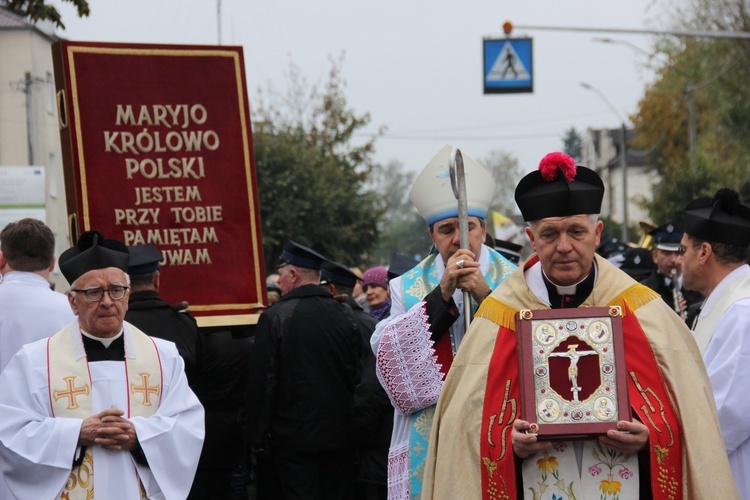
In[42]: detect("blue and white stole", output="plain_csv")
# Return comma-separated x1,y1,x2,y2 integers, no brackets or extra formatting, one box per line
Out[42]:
401,246,515,498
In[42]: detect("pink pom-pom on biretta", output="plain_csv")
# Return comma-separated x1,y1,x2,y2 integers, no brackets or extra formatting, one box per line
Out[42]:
538,152,577,182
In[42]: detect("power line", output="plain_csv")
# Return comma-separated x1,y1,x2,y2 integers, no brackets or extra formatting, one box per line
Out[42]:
354,131,562,141
506,24,750,40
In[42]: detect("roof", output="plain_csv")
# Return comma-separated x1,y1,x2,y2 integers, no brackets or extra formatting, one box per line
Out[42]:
0,5,28,28
586,127,645,169
0,6,58,41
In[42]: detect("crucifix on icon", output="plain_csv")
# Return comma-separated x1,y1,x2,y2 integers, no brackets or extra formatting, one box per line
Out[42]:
549,344,597,402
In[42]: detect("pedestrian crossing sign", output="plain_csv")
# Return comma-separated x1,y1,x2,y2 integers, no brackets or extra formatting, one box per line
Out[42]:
483,38,533,94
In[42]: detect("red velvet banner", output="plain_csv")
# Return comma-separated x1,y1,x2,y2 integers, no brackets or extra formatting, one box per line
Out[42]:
52,41,266,326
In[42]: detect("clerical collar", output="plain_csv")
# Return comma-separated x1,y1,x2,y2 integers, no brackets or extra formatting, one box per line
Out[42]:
543,264,597,309
81,328,123,348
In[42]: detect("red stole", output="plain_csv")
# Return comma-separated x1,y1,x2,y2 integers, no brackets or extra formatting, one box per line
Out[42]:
480,302,683,499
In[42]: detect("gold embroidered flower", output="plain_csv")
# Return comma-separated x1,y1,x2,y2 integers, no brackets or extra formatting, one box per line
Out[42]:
414,407,436,439
483,457,498,477
599,478,622,495
653,445,669,465
536,453,559,473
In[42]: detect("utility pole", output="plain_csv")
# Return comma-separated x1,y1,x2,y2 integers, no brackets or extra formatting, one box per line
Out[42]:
26,72,34,165
13,72,45,165
594,38,698,170
217,0,222,45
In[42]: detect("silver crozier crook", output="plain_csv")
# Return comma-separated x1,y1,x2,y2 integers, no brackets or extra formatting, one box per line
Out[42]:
449,147,472,332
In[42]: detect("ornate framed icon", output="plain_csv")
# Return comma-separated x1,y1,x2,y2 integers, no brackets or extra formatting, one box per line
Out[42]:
516,306,629,439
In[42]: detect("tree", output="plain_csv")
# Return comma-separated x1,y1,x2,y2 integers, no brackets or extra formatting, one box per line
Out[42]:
370,150,524,265
373,215,433,265
368,160,433,264
2,0,89,29
562,127,584,162
631,0,750,223
371,160,415,227
481,149,523,217
252,55,383,271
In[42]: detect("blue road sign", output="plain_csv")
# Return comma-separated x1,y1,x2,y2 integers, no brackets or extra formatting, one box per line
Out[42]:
483,38,533,94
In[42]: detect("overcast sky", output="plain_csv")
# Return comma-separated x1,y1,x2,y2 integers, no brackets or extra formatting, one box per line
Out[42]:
52,0,683,186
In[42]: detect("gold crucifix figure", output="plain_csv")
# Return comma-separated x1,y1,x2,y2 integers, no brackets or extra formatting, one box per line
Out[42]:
549,344,597,403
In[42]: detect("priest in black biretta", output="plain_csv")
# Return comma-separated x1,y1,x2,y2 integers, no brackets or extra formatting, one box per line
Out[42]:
684,188,750,249
515,152,604,222
419,155,738,498
59,230,129,285
514,152,605,309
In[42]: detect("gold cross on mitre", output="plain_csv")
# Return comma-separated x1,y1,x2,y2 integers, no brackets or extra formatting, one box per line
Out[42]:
53,376,90,410
130,372,160,406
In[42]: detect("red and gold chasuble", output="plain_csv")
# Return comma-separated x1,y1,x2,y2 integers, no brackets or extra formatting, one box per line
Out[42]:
47,324,163,500
479,286,682,500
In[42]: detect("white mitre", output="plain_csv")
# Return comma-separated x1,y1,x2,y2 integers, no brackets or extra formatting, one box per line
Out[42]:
409,144,496,225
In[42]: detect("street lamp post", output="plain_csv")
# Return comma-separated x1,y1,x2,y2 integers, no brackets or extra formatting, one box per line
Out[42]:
594,38,697,169
580,82,629,242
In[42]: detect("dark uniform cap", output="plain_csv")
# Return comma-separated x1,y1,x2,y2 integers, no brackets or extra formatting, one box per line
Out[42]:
277,240,326,270
388,253,419,281
494,239,524,264
127,244,163,275
59,230,129,285
683,188,750,247
649,222,683,252
320,260,360,288
515,152,604,221
597,238,629,259
619,247,657,276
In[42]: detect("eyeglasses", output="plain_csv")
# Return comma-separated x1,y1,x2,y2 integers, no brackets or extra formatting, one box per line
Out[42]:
678,243,700,255
71,285,130,302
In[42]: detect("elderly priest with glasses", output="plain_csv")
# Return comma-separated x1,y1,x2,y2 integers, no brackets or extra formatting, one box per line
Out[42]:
0,231,204,500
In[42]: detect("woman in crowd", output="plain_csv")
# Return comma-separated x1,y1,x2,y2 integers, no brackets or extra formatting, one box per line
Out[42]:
361,267,391,321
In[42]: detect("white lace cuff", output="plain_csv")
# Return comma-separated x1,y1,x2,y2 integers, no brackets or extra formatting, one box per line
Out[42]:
375,301,444,415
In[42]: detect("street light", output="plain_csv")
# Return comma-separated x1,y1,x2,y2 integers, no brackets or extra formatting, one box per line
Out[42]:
593,38,697,169
580,82,629,242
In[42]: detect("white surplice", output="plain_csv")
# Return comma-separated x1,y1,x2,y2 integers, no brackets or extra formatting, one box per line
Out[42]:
0,271,76,498
699,264,750,498
0,271,75,372
0,323,205,499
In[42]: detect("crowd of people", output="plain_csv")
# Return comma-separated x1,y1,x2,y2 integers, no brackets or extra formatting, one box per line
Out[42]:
0,144,748,499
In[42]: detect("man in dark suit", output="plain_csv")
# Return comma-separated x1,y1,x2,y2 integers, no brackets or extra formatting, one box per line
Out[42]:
247,241,361,499
124,244,201,383
322,260,392,500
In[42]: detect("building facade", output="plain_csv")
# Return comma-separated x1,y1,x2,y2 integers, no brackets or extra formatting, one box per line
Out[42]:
0,6,69,290
581,126,658,237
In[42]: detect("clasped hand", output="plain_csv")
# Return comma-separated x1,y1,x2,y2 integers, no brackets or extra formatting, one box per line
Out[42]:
78,408,138,451
440,250,491,304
